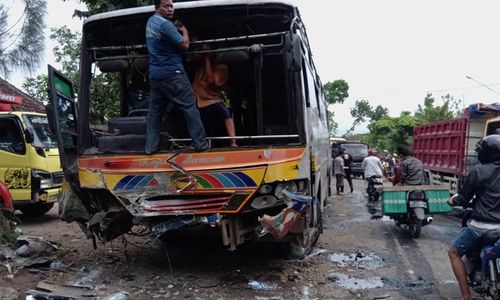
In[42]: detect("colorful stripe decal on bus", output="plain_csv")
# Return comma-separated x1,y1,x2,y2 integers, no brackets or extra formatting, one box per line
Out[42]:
113,172,257,190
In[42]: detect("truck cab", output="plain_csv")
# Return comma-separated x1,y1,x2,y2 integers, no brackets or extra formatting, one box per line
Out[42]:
332,141,368,177
485,116,500,136
0,112,62,215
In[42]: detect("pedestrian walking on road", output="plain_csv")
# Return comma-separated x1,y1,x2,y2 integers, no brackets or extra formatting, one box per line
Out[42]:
342,150,354,193
333,150,346,195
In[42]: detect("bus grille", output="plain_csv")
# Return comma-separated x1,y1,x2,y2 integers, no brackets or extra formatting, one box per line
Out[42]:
143,195,230,212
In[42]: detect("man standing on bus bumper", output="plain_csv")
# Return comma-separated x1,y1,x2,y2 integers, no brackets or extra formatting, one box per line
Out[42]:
145,0,208,154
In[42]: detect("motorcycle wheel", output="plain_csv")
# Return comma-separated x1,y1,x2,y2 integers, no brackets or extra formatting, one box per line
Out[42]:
408,214,422,238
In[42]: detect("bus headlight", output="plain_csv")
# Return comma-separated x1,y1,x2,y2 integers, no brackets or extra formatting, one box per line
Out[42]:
274,181,298,199
250,195,278,209
258,184,273,194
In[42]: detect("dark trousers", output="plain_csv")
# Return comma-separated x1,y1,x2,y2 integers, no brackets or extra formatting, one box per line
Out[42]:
146,73,207,153
345,169,353,192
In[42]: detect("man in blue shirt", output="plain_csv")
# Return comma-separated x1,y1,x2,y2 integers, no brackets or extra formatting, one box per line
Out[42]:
145,0,208,154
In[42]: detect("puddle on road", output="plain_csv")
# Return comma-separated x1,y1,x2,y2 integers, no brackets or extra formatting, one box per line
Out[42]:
328,273,436,292
327,272,384,290
329,251,386,270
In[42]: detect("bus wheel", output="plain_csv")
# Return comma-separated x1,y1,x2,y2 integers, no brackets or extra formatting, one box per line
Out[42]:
287,197,323,259
20,203,54,216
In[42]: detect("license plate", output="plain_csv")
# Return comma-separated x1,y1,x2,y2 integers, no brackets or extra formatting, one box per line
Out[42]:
409,201,427,208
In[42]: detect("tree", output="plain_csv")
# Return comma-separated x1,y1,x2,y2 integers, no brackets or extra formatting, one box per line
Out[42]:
22,74,49,104
23,26,120,121
0,0,47,77
323,79,349,136
367,111,419,152
414,93,459,123
347,99,389,134
323,79,349,105
64,0,150,18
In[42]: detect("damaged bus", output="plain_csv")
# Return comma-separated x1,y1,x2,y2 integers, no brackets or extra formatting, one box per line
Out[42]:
47,0,331,257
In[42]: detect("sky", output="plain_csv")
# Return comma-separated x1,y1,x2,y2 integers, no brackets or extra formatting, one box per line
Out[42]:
6,0,500,134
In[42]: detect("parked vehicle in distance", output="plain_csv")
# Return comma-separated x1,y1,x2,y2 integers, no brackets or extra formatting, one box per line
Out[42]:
412,103,500,193
0,112,62,215
331,141,368,177
47,0,331,258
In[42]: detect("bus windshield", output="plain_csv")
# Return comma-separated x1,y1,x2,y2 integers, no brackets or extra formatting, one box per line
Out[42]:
78,3,308,153
22,114,58,148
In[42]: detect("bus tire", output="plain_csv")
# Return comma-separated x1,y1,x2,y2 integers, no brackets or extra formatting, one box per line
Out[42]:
286,192,323,259
19,203,54,216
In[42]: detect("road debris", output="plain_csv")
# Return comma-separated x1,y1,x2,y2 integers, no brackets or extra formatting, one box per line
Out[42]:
247,280,278,291
0,287,18,300
327,272,384,290
26,280,98,299
329,251,386,270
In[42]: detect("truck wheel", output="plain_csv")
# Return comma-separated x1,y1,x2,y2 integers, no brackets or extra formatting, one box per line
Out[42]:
19,203,54,216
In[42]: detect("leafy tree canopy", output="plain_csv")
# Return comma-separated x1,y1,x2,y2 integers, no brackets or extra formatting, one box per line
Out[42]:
414,93,461,123
323,79,349,105
0,0,47,77
347,99,389,134
348,93,461,152
23,26,120,121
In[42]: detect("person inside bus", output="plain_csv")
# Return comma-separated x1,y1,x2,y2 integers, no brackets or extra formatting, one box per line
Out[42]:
145,0,208,154
333,150,345,195
192,51,237,147
396,145,424,185
447,134,500,300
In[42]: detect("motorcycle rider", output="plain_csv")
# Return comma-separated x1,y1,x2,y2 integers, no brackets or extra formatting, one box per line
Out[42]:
362,148,384,179
447,134,500,300
362,148,384,217
396,145,425,185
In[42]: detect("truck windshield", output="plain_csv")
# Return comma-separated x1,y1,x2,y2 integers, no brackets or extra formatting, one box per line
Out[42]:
341,144,368,157
23,114,58,148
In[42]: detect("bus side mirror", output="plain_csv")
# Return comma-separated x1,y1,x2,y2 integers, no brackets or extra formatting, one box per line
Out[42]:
24,127,34,144
286,34,302,72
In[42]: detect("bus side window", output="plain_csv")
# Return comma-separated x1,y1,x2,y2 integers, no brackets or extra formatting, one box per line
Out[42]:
304,61,317,112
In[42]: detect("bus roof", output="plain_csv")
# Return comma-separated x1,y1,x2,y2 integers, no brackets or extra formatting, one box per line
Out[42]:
84,0,297,25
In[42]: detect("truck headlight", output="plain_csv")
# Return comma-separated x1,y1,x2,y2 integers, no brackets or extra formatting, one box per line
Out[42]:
32,169,53,189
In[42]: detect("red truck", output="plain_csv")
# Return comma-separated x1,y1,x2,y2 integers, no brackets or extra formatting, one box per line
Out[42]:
412,103,500,193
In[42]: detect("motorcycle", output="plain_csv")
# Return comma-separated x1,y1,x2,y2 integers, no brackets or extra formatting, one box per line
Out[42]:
389,188,433,238
366,176,384,214
462,210,500,299
366,176,384,202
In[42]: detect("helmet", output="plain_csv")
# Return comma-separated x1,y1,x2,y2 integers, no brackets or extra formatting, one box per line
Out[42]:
475,135,500,164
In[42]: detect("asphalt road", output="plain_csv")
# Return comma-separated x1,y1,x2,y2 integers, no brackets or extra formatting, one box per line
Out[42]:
2,177,468,299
